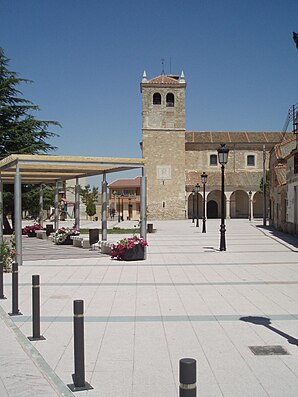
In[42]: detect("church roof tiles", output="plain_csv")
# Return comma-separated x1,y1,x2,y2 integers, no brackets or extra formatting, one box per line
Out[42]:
186,131,290,145
147,75,181,85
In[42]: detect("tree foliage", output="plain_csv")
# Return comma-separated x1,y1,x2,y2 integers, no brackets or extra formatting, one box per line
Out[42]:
22,185,55,219
80,184,98,217
0,47,60,159
0,47,60,225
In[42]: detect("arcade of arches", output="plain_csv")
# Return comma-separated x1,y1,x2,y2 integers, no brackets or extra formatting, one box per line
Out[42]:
187,190,263,219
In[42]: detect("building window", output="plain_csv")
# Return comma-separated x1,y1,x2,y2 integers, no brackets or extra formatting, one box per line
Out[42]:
153,93,161,105
166,93,174,107
210,154,218,166
247,155,255,166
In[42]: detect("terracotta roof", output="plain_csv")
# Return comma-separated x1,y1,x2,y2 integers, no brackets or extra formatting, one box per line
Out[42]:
147,75,181,85
186,131,291,145
186,170,263,190
272,136,296,159
108,176,141,189
274,166,287,185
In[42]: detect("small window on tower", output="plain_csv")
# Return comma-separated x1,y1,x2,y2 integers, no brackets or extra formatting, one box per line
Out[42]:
247,155,255,166
153,93,161,105
166,93,174,107
210,154,218,166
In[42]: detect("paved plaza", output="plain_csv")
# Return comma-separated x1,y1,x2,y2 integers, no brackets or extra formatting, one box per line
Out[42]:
1,219,298,396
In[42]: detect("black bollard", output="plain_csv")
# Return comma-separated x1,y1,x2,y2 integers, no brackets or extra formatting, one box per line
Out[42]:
179,358,197,397
8,262,22,316
28,275,45,341
0,259,7,299
67,300,93,392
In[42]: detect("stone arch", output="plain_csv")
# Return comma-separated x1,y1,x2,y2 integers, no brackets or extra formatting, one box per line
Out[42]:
230,190,249,218
187,193,203,219
153,92,161,105
166,92,174,107
207,190,223,218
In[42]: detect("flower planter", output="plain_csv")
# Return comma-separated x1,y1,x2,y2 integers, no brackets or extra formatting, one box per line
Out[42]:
27,231,37,238
58,235,73,245
121,244,145,261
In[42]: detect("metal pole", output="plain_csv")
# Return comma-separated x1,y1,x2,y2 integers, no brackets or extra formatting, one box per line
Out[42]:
101,172,107,241
248,191,252,222
140,169,147,242
118,196,121,222
179,358,197,397
14,162,22,266
263,145,267,226
54,181,59,231
0,259,6,299
75,177,80,229
192,193,195,223
28,275,45,341
39,184,44,227
219,164,226,251
121,196,124,221
8,262,22,316
202,183,206,233
196,192,199,227
68,300,93,392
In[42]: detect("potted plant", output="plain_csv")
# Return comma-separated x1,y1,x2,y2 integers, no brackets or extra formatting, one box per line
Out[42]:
53,227,80,245
110,235,148,261
22,224,43,237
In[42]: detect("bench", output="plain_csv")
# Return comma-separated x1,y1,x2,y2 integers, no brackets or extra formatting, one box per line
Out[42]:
71,235,91,249
36,230,47,240
100,241,117,255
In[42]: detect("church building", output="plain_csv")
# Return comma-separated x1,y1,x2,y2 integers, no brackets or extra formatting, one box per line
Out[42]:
140,71,290,220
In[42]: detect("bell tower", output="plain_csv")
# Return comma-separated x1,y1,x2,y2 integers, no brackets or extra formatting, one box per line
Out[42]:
141,71,186,219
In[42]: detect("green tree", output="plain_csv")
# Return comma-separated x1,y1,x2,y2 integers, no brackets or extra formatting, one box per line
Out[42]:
0,47,60,158
86,201,96,217
80,185,99,218
22,185,55,219
0,47,60,230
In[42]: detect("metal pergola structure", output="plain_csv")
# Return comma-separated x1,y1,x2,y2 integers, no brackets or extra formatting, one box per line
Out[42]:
0,154,146,266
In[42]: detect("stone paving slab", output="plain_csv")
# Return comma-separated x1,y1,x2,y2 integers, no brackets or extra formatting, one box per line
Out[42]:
1,219,298,396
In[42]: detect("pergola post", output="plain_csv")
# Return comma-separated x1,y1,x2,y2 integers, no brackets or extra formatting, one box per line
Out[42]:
75,177,80,229
101,172,107,241
54,181,59,231
140,167,147,242
14,162,22,266
0,177,3,246
39,184,44,227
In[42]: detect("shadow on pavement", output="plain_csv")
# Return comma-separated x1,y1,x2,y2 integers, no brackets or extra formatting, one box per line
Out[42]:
256,225,298,250
240,316,298,347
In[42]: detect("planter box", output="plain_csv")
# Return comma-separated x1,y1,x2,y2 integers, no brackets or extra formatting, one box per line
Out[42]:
121,244,145,261
58,236,73,245
27,231,37,237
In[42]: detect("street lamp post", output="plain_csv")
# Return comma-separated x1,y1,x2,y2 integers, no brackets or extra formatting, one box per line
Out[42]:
117,195,121,223
192,189,195,223
194,183,200,227
248,191,252,222
217,144,229,251
128,197,131,221
201,172,208,233
121,193,124,221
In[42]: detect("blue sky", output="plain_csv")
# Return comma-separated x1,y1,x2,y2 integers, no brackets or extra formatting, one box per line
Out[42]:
1,0,298,180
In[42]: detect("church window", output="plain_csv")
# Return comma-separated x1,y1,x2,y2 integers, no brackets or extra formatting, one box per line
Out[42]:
210,154,218,166
247,155,255,166
153,93,161,105
166,93,174,107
